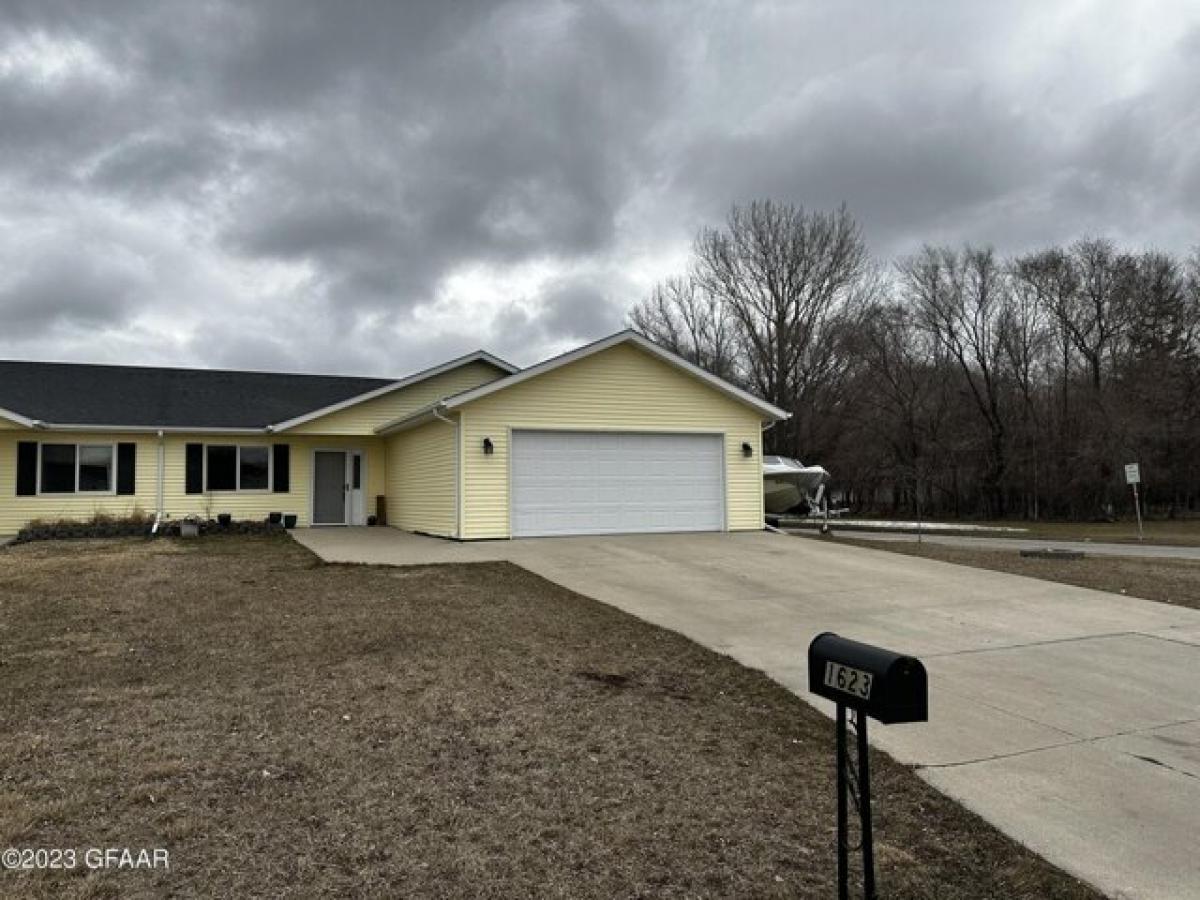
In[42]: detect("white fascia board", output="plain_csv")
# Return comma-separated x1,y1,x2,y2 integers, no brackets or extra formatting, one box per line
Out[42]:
269,350,518,433
440,330,791,421
33,424,269,434
374,403,445,436
0,406,36,428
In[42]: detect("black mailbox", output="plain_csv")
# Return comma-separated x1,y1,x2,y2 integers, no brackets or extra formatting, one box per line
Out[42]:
808,632,927,724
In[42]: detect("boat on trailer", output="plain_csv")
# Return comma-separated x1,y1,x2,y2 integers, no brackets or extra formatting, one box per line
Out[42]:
763,455,831,515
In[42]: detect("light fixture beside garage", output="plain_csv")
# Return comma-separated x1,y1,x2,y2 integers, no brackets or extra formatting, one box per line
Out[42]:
482,437,494,455
742,442,754,458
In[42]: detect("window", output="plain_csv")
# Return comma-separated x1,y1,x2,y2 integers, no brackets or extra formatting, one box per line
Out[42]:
205,445,271,491
240,446,269,490
38,443,114,494
206,446,237,491
79,445,114,492
40,444,77,493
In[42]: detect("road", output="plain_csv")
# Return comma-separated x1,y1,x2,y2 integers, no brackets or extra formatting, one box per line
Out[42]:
797,528,1200,560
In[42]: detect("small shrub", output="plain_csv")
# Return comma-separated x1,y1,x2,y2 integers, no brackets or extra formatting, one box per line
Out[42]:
157,519,286,538
16,511,155,544
15,509,288,544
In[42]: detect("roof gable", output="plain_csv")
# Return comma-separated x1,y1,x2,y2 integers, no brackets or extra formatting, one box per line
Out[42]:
375,331,788,435
444,331,788,420
277,356,513,434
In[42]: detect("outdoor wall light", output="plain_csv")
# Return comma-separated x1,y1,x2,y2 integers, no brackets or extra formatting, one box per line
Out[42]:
483,437,494,455
742,442,754,458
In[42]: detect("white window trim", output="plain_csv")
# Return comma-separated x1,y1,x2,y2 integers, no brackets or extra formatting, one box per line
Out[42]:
36,441,118,496
203,443,274,494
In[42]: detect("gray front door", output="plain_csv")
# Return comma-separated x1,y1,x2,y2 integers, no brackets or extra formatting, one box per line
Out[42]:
313,451,347,525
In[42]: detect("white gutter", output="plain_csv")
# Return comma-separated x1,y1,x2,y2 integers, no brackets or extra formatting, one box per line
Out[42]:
155,430,166,533
0,406,37,428
374,401,443,436
34,424,265,434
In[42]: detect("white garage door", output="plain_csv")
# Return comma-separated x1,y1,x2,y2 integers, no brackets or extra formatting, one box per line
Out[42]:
511,430,725,537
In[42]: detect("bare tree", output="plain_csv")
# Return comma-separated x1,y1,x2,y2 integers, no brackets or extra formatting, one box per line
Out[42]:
627,276,738,382
691,201,871,456
899,245,1012,514
635,206,1200,521
848,301,955,513
1005,256,1053,517
1057,239,1137,389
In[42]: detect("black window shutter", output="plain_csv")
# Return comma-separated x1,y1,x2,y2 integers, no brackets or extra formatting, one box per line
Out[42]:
16,441,37,496
272,444,290,493
117,443,136,495
185,443,204,494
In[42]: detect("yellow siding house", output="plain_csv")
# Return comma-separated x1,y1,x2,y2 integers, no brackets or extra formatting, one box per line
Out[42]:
0,332,788,539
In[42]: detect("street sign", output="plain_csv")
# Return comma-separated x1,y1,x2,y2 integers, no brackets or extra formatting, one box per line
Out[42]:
1125,463,1144,540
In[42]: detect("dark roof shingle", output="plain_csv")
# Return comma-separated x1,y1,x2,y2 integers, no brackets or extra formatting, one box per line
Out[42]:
0,360,395,429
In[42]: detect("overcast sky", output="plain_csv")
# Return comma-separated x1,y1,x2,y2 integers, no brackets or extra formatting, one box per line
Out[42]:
2,1,1198,376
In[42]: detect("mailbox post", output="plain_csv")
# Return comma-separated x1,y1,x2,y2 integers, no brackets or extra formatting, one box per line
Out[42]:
808,633,927,900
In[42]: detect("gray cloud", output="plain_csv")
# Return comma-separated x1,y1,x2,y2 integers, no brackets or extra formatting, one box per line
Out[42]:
1,1,1198,373
538,279,625,343
0,248,145,338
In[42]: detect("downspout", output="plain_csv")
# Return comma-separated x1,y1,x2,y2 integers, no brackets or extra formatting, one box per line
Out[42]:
152,429,165,534
431,403,460,540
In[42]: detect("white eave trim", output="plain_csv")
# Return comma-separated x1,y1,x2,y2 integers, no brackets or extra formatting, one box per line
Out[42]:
267,350,517,433
438,330,790,421
27,424,269,434
0,406,36,428
374,402,446,436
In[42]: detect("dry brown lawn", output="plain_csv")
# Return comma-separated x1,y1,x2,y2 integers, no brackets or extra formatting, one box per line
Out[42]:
839,538,1200,610
0,536,1100,899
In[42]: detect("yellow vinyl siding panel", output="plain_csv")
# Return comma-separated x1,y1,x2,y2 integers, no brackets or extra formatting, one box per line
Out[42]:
0,433,159,533
0,433,387,533
158,435,385,526
287,362,505,435
459,343,764,539
385,419,457,537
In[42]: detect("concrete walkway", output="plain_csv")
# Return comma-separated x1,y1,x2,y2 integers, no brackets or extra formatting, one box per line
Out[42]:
295,528,1200,900
808,528,1200,560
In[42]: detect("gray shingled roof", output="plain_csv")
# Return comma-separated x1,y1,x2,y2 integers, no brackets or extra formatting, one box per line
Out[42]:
0,360,395,429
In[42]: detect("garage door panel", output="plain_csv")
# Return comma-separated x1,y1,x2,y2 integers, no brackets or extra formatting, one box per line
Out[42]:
511,431,724,537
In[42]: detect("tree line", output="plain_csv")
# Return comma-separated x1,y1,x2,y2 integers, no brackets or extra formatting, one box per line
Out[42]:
629,200,1200,520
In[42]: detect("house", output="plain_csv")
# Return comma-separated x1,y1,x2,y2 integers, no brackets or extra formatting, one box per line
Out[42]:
0,330,788,538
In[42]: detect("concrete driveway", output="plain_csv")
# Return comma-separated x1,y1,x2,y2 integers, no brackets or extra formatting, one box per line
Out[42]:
295,528,1200,900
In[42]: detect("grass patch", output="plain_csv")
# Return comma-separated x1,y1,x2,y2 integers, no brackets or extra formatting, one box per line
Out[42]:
0,536,1100,898
838,538,1200,610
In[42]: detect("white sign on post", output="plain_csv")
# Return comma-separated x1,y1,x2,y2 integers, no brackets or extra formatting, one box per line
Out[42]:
1126,462,1144,541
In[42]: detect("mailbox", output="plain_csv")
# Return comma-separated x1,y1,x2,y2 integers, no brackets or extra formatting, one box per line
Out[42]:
808,632,927,724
